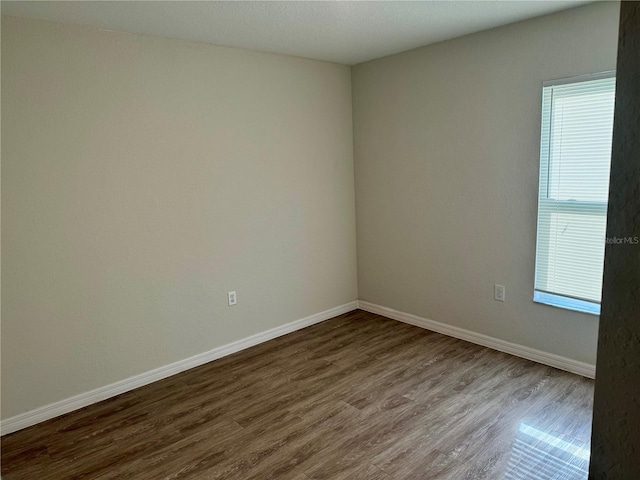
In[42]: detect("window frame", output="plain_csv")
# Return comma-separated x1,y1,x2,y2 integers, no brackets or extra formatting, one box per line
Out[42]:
533,71,616,316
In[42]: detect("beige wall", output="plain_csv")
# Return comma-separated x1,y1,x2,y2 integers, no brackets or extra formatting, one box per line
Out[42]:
1,16,357,419
352,2,620,366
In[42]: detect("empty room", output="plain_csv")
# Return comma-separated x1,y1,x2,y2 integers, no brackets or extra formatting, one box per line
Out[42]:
1,1,638,479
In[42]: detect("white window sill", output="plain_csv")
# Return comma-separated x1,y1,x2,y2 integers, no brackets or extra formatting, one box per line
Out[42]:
534,291,600,316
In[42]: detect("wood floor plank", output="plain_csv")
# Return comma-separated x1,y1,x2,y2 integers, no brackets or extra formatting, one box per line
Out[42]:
1,310,595,479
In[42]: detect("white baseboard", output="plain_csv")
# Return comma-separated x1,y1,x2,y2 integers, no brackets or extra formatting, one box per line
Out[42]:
357,300,596,379
0,301,358,436
2,299,594,435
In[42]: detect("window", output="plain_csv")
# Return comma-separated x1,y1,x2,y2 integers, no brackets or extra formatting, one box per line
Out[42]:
534,72,616,315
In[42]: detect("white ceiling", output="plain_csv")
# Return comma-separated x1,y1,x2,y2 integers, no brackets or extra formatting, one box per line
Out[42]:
1,1,591,65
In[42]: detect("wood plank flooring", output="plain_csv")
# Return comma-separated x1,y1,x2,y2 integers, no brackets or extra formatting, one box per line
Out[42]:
1,310,595,479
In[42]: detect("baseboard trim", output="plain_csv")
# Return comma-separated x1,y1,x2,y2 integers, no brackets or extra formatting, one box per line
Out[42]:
1,301,358,436
357,300,596,379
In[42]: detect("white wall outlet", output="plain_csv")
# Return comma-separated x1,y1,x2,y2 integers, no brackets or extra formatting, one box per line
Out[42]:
494,284,505,302
227,291,237,306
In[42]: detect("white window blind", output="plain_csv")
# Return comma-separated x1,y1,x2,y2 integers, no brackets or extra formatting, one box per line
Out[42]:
534,73,616,315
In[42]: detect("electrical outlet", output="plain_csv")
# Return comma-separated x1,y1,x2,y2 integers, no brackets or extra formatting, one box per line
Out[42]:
494,284,505,302
228,291,237,306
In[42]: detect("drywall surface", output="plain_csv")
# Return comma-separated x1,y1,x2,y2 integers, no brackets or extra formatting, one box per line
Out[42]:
1,16,357,419
590,3,640,478
352,2,619,365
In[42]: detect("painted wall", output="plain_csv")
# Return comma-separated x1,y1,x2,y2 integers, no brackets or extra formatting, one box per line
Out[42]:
590,3,640,478
1,16,357,419
352,2,620,366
